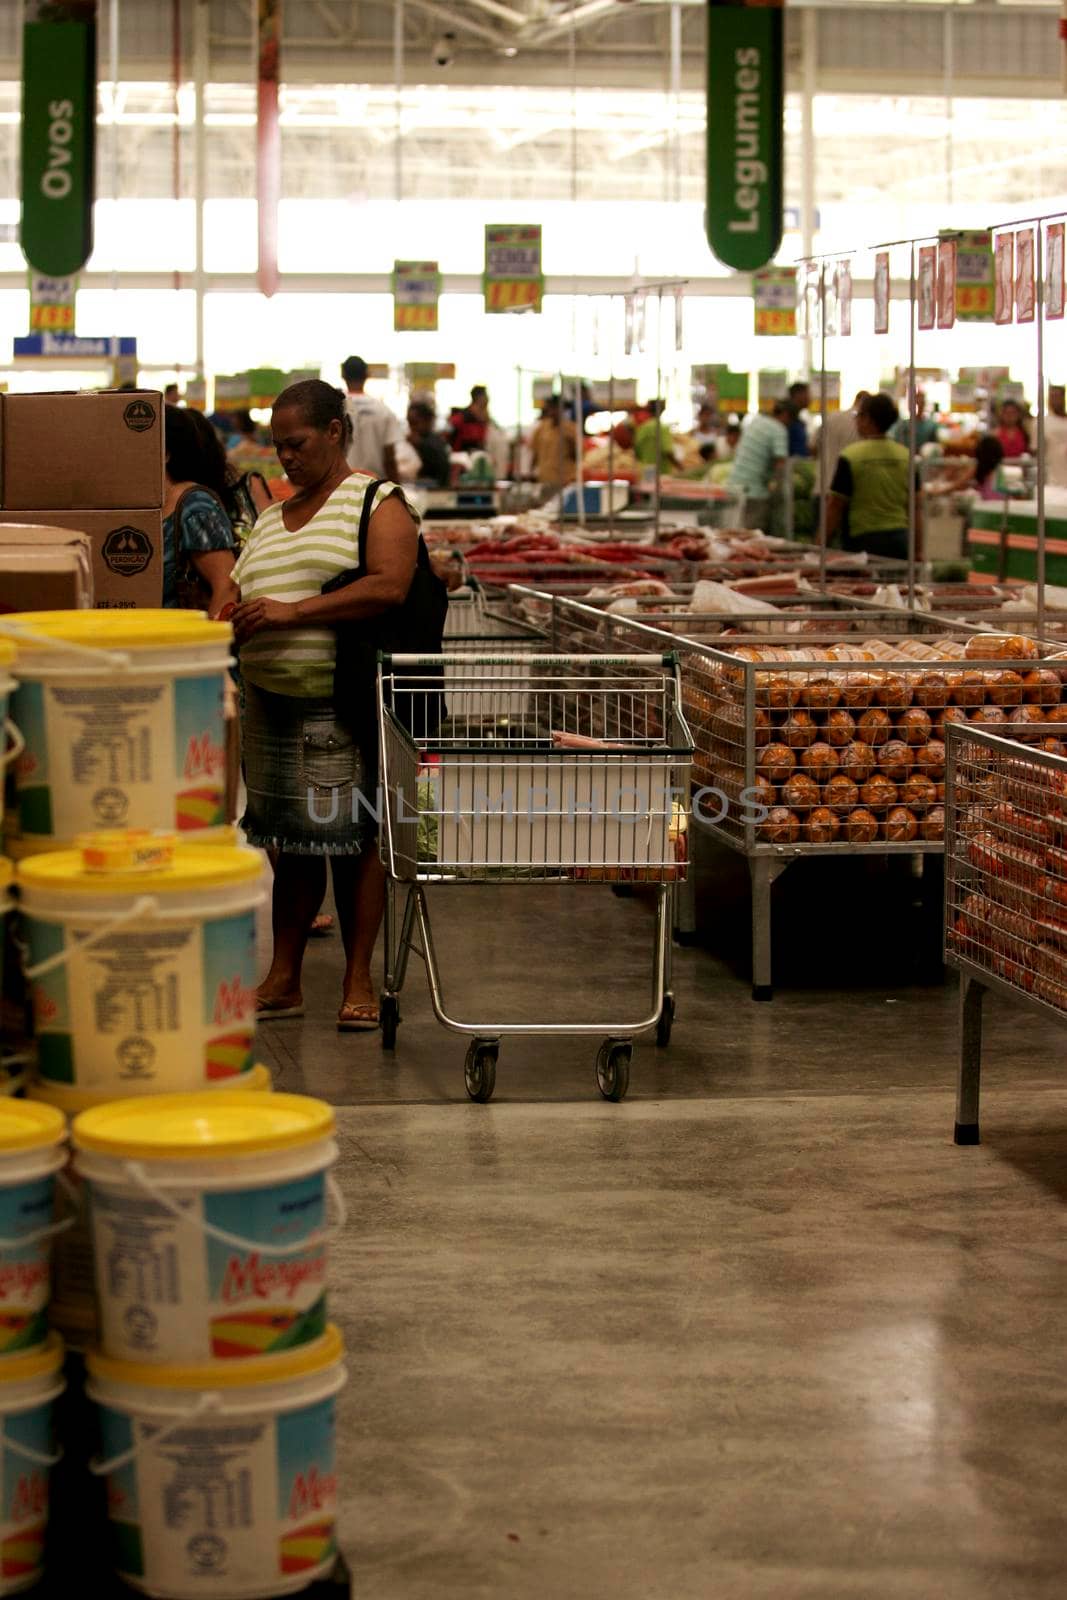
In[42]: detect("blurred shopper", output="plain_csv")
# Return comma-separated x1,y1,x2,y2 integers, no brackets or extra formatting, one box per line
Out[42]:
891,390,939,450
407,399,451,487
787,380,811,456
728,400,791,528
693,402,717,449
163,404,239,613
994,399,1032,460
813,390,868,495
713,420,742,462
532,395,578,489
227,379,437,1032
164,382,179,406
634,400,675,467
825,392,917,561
448,385,491,452
342,355,402,480
1044,385,1067,488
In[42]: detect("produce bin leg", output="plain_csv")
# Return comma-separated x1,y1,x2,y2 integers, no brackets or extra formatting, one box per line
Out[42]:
955,974,984,1145
750,857,778,1002
673,842,697,942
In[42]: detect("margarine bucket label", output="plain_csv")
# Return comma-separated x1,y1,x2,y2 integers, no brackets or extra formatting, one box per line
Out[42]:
0,1400,57,1591
98,1396,338,1597
13,672,226,841
26,908,256,1092
0,1180,54,1356
90,1173,328,1362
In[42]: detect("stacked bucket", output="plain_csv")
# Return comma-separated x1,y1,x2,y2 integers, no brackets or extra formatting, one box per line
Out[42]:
0,611,349,1595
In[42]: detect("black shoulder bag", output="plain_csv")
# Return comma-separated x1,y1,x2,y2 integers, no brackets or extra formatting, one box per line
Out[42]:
321,482,448,778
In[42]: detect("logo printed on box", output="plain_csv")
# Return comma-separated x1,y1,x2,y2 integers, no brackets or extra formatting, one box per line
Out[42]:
122,399,156,433
102,526,152,576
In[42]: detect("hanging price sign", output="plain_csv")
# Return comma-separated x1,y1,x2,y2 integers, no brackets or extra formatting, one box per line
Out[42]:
1047,222,1065,320
917,247,937,332
1015,228,1035,324
393,261,440,332
28,271,76,333
936,239,957,330
753,266,796,335
994,233,1014,325
484,224,543,313
873,252,890,335
836,259,852,337
953,229,993,322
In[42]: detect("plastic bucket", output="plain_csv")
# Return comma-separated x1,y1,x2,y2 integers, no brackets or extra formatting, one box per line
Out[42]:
0,641,20,784
4,611,233,851
26,1069,274,1349
87,1326,345,1599
73,1094,341,1363
0,858,11,1035
0,1336,65,1594
0,1105,68,1356
17,832,265,1095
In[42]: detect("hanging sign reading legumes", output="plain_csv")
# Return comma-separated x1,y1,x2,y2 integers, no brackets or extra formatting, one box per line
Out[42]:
752,266,796,335
836,260,852,337
484,224,543,313
704,0,784,272
994,233,1014,324
1015,228,1036,324
1046,223,1065,320
917,246,937,332
936,239,957,330
873,252,890,335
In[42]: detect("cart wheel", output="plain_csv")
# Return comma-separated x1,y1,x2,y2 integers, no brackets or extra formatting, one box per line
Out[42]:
464,1039,498,1103
656,993,675,1048
596,1039,631,1102
380,994,399,1051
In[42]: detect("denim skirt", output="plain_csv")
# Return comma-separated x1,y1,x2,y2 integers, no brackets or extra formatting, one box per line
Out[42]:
240,680,377,855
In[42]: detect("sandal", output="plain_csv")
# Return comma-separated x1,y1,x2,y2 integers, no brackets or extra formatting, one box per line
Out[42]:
256,995,305,1021
337,1000,379,1033
309,913,334,938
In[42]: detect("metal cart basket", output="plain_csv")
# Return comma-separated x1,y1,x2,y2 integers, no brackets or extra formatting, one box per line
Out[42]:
376,652,694,1102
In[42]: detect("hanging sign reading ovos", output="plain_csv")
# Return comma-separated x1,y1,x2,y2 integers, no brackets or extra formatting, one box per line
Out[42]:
20,5,97,277
1047,223,1065,320
994,233,1014,324
873,252,890,335
1015,228,1035,324
705,0,784,272
936,240,957,330
917,246,937,332
836,260,852,338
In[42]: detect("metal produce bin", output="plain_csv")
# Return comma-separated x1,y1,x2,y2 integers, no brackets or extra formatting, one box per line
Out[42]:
525,591,1067,997
944,721,1067,1144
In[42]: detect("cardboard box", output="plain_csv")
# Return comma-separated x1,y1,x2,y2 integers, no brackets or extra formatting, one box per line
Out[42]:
0,526,94,612
1,390,164,510
0,509,162,609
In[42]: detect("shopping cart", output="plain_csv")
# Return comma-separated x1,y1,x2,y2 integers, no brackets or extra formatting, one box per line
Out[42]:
376,652,694,1102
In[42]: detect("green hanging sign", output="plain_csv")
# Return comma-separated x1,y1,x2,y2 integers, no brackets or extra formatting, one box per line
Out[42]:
705,0,784,274
20,9,97,277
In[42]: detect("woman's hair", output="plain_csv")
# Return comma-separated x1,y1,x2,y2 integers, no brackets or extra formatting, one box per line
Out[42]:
165,405,238,519
974,433,1004,484
273,379,353,448
999,400,1032,448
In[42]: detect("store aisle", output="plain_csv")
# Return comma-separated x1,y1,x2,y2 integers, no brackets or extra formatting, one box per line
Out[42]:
254,876,1067,1597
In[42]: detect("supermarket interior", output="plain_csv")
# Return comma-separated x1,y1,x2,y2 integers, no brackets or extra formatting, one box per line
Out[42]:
3,2,1067,1598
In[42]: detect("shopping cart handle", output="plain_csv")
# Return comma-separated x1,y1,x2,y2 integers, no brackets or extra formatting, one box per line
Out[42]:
382,652,677,669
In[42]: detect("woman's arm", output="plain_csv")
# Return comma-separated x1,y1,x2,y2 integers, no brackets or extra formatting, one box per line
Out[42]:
232,494,418,641
189,549,239,619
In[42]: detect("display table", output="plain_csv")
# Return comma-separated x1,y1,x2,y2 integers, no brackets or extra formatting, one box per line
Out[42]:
966,493,1067,583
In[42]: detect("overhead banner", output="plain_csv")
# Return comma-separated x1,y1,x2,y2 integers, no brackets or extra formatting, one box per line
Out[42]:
1047,222,1065,320
256,0,281,299
994,233,1014,324
393,261,441,331
28,271,76,333
484,224,543,313
20,4,97,277
752,266,796,335
953,229,994,322
705,0,784,272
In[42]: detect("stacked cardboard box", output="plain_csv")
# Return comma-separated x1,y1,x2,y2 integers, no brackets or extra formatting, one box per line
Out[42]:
0,391,164,608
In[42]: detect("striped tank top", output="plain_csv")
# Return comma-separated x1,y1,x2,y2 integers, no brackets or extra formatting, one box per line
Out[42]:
233,475,418,698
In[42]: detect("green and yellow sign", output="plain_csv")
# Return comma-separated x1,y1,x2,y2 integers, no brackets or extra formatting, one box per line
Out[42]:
20,6,97,278
705,0,784,273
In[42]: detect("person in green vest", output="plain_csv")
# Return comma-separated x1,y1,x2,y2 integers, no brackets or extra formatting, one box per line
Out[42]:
825,392,920,561
634,400,676,467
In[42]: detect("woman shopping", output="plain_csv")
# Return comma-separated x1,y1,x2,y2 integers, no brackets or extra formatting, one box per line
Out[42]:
163,404,239,613
225,380,444,1032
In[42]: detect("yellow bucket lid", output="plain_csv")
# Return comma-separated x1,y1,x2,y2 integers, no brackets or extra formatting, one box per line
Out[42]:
72,1091,333,1160
0,1100,65,1152
28,1064,272,1116
0,1332,65,1385
17,833,263,894
8,610,229,651
0,857,11,892
88,1324,343,1391
0,639,16,671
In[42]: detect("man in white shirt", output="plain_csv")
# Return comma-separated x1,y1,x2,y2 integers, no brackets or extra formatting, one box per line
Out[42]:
341,355,402,480
812,390,868,495
1043,385,1067,490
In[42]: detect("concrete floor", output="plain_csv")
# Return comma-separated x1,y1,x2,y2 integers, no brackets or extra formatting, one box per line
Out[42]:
256,852,1067,1600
